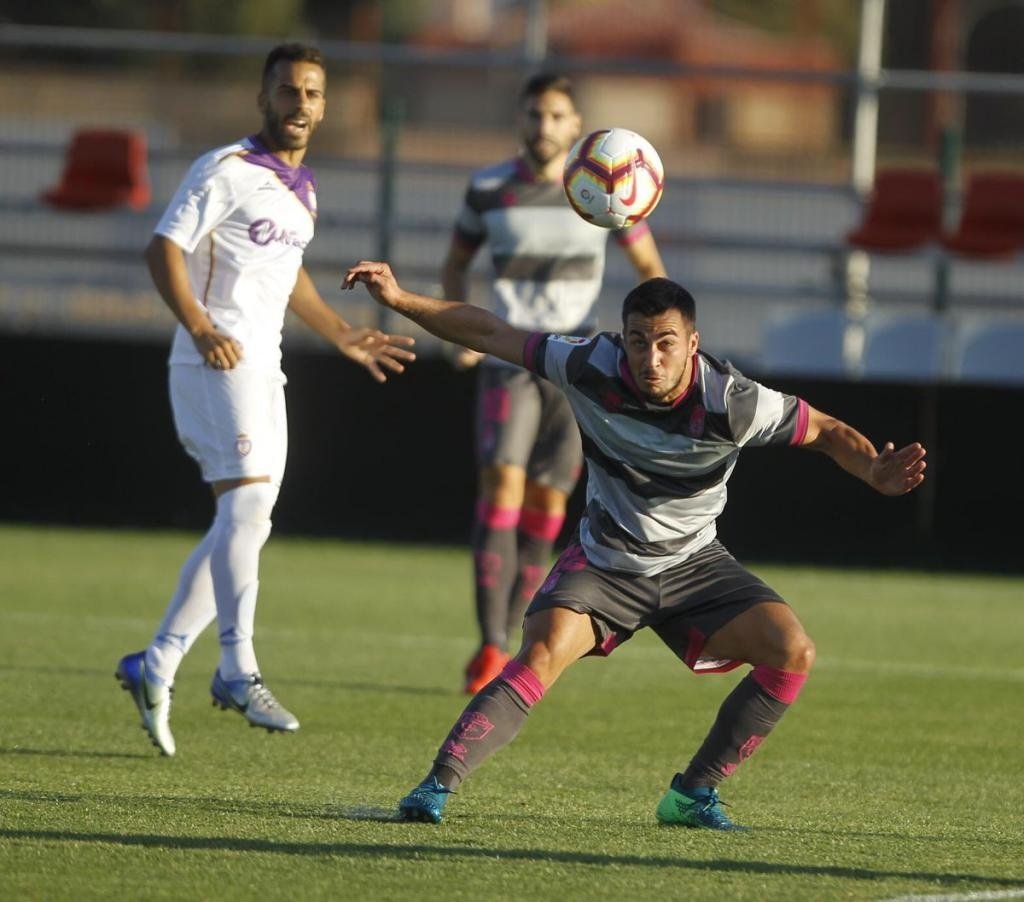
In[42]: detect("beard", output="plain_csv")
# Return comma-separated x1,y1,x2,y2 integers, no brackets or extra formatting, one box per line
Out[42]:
523,136,563,167
262,108,314,151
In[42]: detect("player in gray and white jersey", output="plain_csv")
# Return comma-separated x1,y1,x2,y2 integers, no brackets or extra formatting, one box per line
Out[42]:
442,72,665,694
345,262,926,831
521,329,807,577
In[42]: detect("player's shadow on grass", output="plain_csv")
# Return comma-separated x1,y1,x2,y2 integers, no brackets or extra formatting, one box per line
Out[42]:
1,827,1021,890
0,664,119,678
0,790,392,824
0,746,150,760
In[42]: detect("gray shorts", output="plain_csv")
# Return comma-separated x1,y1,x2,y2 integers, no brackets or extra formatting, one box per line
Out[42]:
527,537,784,674
475,365,583,494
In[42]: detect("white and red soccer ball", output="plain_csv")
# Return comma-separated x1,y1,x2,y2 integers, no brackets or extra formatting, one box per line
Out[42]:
563,128,665,229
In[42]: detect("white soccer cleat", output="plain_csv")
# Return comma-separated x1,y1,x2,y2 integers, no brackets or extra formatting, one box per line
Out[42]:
210,670,299,733
115,651,176,757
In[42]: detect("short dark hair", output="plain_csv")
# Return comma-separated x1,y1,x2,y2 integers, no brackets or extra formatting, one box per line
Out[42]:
262,43,325,88
621,278,697,329
519,72,574,106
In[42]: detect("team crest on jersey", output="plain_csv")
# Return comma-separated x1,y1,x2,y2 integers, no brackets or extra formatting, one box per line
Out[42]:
551,335,589,346
235,434,252,457
688,405,706,438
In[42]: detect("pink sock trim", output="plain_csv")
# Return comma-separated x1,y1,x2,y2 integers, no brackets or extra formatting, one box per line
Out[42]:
475,501,520,531
500,660,545,707
519,509,564,542
752,665,807,704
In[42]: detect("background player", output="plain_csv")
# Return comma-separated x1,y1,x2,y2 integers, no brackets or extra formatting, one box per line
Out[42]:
115,44,415,756
442,72,666,692
344,260,926,831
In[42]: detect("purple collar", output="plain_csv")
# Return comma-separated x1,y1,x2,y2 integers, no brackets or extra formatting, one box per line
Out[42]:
242,134,317,216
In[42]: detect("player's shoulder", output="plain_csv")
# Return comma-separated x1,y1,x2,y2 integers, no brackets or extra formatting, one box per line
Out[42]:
185,138,258,182
467,158,519,192
545,331,618,374
698,349,736,378
697,350,756,412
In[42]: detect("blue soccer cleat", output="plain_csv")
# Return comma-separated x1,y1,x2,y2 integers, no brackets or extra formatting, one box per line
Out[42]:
655,776,750,832
115,650,176,757
398,776,454,824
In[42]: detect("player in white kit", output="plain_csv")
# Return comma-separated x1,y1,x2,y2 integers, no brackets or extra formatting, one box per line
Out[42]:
116,44,415,756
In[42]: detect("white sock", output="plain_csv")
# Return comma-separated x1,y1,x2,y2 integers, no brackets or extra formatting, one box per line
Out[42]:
146,525,219,687
209,482,277,682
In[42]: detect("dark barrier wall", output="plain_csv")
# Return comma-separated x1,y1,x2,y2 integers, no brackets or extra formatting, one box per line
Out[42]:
1,334,1015,571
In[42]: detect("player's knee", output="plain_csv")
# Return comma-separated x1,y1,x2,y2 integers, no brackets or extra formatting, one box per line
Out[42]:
523,481,568,516
518,637,573,686
519,638,554,680
214,482,277,539
779,631,816,673
480,465,526,506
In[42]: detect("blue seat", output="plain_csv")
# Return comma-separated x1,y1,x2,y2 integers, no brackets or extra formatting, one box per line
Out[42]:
759,309,847,378
955,320,1024,386
860,313,948,382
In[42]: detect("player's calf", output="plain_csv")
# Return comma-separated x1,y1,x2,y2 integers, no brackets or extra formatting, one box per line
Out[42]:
398,660,546,823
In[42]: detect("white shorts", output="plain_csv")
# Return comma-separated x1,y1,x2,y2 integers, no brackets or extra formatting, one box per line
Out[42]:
169,364,288,486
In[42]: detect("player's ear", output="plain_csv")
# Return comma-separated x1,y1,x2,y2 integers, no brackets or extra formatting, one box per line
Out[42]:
689,330,700,354
571,111,582,140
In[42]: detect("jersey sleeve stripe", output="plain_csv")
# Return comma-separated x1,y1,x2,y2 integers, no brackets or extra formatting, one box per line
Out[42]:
790,398,810,446
523,331,546,374
614,219,651,246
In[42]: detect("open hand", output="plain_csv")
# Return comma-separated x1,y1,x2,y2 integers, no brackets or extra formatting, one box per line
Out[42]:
342,261,403,307
338,327,415,383
869,441,927,496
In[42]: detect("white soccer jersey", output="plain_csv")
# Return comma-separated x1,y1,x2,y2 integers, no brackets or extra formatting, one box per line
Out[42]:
525,332,809,576
155,134,318,372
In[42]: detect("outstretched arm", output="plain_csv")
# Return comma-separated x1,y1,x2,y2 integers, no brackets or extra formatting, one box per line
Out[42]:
344,260,531,369
622,229,667,281
801,406,926,496
289,266,416,383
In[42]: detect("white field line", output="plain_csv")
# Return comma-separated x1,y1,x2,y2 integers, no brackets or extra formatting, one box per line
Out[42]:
878,890,1024,901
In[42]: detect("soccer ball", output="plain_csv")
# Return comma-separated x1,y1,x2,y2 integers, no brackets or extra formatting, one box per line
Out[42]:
563,128,665,229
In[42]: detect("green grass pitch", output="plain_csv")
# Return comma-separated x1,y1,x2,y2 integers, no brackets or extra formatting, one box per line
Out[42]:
1,524,1022,900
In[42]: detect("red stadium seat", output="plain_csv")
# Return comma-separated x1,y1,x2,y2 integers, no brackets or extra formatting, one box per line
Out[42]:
845,168,943,252
941,172,1024,259
42,129,151,212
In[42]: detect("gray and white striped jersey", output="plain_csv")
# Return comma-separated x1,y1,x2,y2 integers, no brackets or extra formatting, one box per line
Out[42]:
524,331,809,575
453,157,650,345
